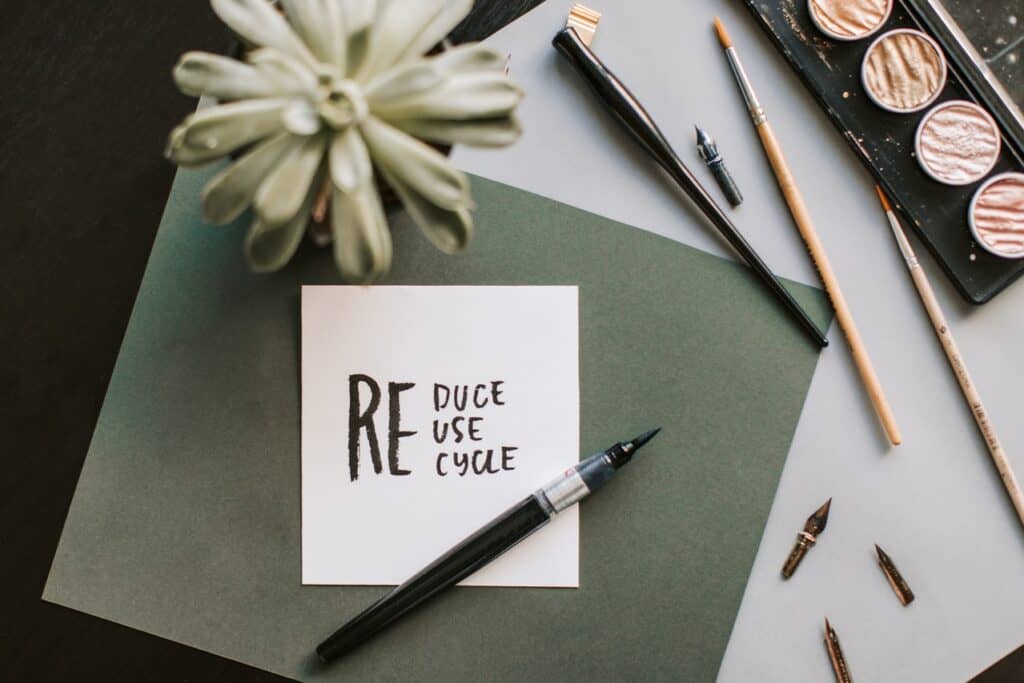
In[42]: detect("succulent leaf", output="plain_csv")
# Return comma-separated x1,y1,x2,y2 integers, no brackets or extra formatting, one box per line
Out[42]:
429,42,508,73
279,0,347,71
368,72,522,122
392,115,521,148
212,0,318,69
395,0,475,65
378,164,473,254
245,168,324,272
360,116,469,211
328,125,372,192
174,52,282,100
331,183,392,281
282,101,323,135
364,62,444,104
247,48,319,95
201,133,301,224
339,0,378,76
171,0,523,281
354,0,445,80
254,133,327,226
365,44,506,104
166,99,292,166
326,127,390,279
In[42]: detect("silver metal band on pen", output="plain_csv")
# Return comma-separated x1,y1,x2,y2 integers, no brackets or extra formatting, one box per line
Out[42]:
538,468,591,513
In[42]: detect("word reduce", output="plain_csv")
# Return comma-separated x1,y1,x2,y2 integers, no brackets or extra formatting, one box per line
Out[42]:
347,376,518,481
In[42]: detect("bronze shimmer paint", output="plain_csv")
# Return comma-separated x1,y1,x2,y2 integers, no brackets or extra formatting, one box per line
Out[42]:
970,173,1024,259
808,0,892,41
915,100,1001,185
862,29,946,113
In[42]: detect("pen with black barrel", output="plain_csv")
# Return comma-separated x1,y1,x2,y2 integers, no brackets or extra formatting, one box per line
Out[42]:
552,15,828,349
316,428,661,664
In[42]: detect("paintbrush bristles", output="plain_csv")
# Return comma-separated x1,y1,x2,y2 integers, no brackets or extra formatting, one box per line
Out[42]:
875,185,893,213
714,17,733,49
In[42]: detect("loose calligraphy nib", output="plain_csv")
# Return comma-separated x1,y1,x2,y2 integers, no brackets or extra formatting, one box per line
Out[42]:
810,498,832,534
781,498,831,579
824,617,854,683
875,544,915,606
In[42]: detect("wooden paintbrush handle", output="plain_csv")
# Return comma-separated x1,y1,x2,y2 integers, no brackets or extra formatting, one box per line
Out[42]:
909,265,1024,527
756,121,902,446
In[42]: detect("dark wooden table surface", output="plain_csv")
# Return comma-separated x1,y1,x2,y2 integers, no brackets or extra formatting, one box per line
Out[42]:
1,1,1020,681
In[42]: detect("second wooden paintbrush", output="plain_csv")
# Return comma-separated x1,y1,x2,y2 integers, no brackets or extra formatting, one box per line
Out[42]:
714,17,901,447
877,187,1024,531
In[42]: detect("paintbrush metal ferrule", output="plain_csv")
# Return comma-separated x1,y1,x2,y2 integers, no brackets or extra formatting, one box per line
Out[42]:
782,498,830,579
824,618,854,683
886,213,920,268
875,544,915,606
723,47,766,125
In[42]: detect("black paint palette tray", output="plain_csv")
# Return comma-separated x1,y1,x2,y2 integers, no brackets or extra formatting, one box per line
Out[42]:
741,0,1024,304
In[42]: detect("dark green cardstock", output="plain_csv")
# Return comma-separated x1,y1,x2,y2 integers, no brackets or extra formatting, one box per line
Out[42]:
44,166,831,681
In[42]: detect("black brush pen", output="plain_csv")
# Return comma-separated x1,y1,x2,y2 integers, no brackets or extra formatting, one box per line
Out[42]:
552,22,828,348
315,429,661,664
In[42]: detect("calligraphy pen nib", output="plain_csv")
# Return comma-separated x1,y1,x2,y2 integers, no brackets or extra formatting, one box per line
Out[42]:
810,498,832,532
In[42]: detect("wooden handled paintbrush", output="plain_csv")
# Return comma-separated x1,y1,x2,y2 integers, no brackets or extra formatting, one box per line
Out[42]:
714,17,901,447
877,187,1024,530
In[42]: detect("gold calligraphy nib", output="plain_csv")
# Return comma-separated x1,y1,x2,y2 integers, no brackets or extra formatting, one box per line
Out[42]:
875,544,915,606
782,498,831,579
824,617,854,683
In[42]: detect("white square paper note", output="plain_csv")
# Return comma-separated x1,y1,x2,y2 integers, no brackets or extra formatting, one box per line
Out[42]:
301,286,580,587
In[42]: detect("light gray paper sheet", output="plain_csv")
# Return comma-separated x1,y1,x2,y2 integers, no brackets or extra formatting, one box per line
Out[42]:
452,2,1024,681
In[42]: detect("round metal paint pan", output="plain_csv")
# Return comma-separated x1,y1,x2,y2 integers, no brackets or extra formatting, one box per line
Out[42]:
808,0,893,42
861,29,947,114
969,172,1024,259
915,100,1001,186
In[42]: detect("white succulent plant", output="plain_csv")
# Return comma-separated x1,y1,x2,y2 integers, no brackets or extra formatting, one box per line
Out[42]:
166,0,523,281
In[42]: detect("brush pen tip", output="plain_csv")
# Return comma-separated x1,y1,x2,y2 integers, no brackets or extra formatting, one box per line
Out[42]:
875,185,893,213
629,428,661,451
713,17,733,49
